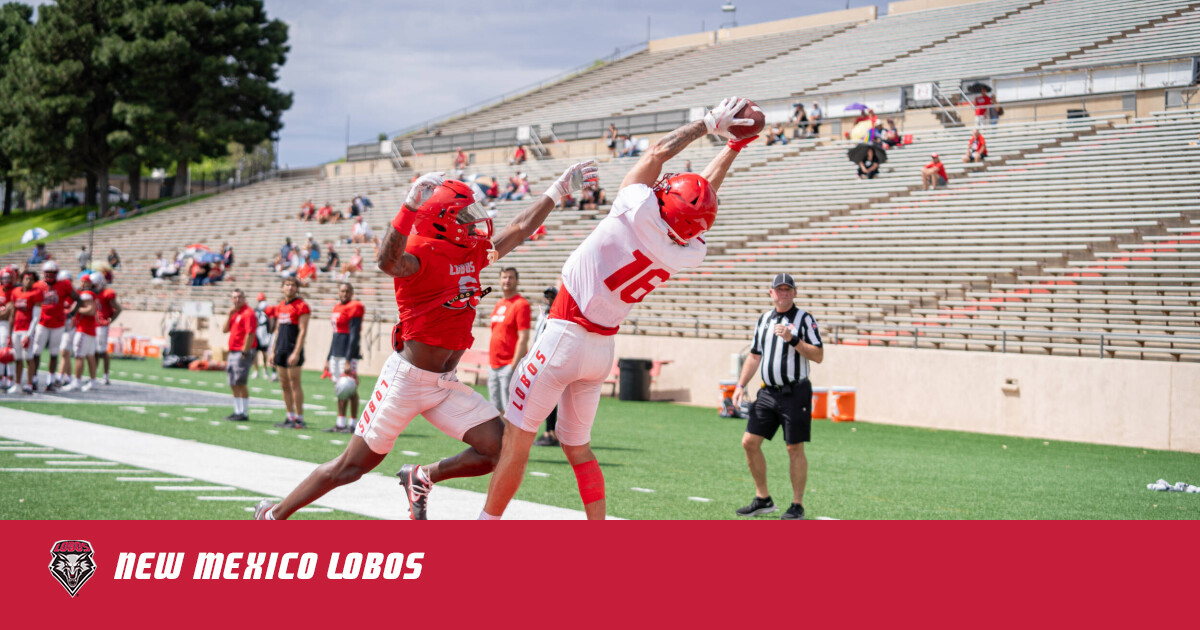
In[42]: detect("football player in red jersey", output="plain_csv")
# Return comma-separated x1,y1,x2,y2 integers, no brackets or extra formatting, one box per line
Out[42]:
256,161,597,521
9,271,43,394
93,274,122,385
30,260,80,391
323,282,365,433
61,273,100,392
0,268,15,389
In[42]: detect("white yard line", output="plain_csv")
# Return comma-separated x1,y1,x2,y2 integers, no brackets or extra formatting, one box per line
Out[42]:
0,409,593,520
15,453,87,459
155,486,237,491
116,477,194,482
46,461,119,466
197,496,281,501
0,468,150,473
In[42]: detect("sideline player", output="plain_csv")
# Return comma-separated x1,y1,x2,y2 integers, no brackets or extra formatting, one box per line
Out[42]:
30,261,79,391
252,292,276,381
270,276,311,429
0,268,15,390
323,282,364,433
223,288,258,421
255,160,596,520
62,273,99,392
8,271,42,393
482,97,757,520
54,270,74,389
93,273,122,385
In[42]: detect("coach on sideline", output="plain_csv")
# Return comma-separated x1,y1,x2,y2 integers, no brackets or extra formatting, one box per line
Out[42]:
731,272,823,520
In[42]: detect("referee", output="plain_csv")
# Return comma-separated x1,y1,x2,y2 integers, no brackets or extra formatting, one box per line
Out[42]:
732,273,824,520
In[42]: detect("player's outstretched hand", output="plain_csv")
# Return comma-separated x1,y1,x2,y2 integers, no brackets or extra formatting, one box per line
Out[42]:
703,97,753,140
727,135,758,153
404,172,445,211
544,160,599,204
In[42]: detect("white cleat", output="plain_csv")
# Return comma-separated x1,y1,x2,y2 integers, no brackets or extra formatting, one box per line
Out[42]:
103,374,110,385
61,380,79,392
81,380,94,393
6,384,19,395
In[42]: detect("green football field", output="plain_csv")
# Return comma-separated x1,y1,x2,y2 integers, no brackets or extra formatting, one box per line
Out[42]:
2,358,1198,520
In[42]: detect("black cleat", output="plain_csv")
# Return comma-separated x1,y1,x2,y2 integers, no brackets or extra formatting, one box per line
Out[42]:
781,503,805,520
533,433,559,447
273,419,296,428
396,464,432,520
735,496,777,517
225,413,249,422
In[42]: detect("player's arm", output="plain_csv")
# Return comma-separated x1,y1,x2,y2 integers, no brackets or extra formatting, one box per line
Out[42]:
513,329,530,367
347,316,362,360
222,313,232,334
732,352,762,408
491,161,597,259
620,97,752,190
378,173,446,278
700,134,756,193
77,298,96,317
109,297,122,322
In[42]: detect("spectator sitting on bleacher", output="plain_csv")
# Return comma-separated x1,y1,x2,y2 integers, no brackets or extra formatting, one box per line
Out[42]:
606,123,619,157
500,173,529,201
339,247,364,281
578,182,607,210
27,242,49,266
620,135,641,158
317,203,337,224
808,103,823,136
107,248,121,270
683,160,692,173
298,200,316,221
857,146,880,180
205,262,225,285
349,217,378,253
296,259,317,287
305,233,320,263
921,153,949,191
454,147,469,170
221,243,234,267
320,242,341,273
509,144,526,166
792,103,809,138
882,119,902,149
766,123,788,146
963,129,987,163
151,252,179,280
485,178,500,199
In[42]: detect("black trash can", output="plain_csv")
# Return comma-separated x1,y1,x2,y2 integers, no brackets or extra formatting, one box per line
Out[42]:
168,329,194,357
617,358,653,402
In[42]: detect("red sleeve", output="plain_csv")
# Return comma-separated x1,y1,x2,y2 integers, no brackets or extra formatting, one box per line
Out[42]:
516,298,531,331
265,305,276,317
299,300,311,316
353,302,365,319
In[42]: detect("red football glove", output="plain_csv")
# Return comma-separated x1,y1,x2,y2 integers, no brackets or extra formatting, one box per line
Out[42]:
320,366,331,380
727,135,758,153
21,335,30,349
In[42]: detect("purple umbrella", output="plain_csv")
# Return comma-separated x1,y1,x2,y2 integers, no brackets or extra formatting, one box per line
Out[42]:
844,103,869,112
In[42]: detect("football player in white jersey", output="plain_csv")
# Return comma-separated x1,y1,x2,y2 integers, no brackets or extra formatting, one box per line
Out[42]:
480,96,758,520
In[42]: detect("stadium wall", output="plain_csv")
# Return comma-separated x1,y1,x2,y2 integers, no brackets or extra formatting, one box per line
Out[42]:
118,310,1199,452
649,7,877,52
887,0,992,16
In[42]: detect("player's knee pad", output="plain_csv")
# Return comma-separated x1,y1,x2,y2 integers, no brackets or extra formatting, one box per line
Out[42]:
572,460,604,506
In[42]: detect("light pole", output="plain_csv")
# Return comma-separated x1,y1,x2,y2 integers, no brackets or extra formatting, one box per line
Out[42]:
720,3,737,29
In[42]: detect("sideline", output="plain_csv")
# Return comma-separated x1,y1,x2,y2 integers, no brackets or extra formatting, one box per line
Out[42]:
0,408,591,520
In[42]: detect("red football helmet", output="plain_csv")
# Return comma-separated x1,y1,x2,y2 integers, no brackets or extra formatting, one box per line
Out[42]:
0,346,12,365
654,173,717,246
412,179,493,248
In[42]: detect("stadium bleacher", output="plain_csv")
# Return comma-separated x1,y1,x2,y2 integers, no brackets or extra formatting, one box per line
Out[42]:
2,0,1197,366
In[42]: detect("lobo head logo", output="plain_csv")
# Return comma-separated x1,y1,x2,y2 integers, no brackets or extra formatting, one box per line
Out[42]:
49,540,96,597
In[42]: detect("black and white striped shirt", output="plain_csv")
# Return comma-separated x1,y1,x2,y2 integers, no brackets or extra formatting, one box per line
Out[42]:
750,306,822,387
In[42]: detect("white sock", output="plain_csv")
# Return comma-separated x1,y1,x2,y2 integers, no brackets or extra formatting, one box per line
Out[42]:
336,415,346,428
266,506,277,520
295,414,303,423
417,466,432,485
478,511,501,520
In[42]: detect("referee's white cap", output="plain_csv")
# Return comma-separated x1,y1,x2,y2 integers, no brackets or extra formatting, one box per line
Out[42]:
772,273,795,288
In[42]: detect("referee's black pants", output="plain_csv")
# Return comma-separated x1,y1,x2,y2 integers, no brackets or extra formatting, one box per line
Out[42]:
746,380,813,445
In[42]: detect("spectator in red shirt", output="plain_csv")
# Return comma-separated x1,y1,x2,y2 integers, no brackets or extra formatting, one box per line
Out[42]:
973,88,995,126
487,267,531,412
921,153,949,191
454,147,469,170
298,199,316,221
223,288,258,421
296,259,318,287
963,129,988,163
509,144,526,166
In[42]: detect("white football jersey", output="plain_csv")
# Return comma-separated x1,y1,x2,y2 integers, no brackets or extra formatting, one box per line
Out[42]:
560,183,706,328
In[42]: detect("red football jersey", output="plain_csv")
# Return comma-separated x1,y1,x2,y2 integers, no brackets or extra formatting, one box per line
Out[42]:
11,287,43,332
331,300,365,334
274,298,311,326
0,284,12,316
227,304,257,352
97,287,118,326
75,291,97,336
36,278,74,328
394,235,491,351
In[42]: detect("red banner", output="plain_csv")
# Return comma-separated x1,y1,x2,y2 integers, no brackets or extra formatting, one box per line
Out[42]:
3,521,1195,627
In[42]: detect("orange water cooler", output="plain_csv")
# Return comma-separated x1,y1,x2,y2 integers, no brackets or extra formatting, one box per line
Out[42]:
812,387,829,419
830,387,857,422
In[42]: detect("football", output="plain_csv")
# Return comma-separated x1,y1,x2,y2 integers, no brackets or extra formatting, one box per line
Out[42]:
732,99,766,139
334,375,358,400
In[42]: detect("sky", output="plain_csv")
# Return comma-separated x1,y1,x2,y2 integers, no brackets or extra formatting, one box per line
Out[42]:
269,1,890,168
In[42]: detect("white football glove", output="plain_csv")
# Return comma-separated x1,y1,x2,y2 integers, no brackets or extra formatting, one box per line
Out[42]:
703,97,753,140
544,160,599,204
404,172,445,210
